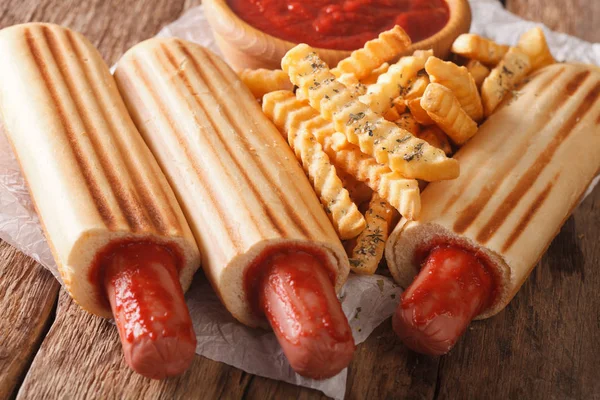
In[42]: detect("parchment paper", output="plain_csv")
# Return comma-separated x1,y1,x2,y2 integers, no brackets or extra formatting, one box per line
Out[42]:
1,0,598,398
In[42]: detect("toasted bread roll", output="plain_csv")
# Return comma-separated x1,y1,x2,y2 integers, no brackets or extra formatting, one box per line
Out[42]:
115,39,349,328
0,23,200,318
386,63,600,319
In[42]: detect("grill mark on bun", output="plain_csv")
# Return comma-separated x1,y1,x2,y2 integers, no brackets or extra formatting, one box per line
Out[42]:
64,29,179,236
202,49,325,238
45,26,160,234
44,26,149,231
129,56,241,252
452,67,571,234
476,80,600,244
443,66,566,216
24,27,117,229
178,41,321,239
160,43,276,239
200,46,332,240
565,70,591,95
501,173,558,252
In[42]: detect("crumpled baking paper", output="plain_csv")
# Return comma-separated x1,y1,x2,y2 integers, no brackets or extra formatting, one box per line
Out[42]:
0,0,598,398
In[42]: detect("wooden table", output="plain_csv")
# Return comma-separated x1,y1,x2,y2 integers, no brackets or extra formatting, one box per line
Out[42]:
0,1,598,399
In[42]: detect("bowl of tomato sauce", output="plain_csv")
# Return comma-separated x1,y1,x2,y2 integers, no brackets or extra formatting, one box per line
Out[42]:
203,0,471,71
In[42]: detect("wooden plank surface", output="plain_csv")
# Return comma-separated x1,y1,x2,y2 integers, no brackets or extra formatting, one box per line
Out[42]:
0,0,598,399
506,0,600,42
0,243,59,400
17,291,257,399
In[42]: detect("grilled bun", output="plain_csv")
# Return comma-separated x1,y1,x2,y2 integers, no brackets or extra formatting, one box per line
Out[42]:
386,63,600,318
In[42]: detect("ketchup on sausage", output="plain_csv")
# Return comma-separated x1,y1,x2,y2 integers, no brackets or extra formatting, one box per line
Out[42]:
251,249,355,379
393,245,494,355
103,243,197,379
227,0,450,51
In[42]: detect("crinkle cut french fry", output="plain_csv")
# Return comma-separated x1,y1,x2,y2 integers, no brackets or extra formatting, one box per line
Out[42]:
361,62,390,85
406,97,435,125
337,73,368,97
238,68,293,99
425,57,484,122
262,90,421,219
392,97,407,114
403,74,430,101
395,112,420,135
332,25,412,81
337,169,374,207
359,50,433,115
421,83,478,145
465,59,490,88
282,45,458,182
481,47,532,116
349,194,397,275
517,27,555,71
290,132,366,240
417,125,453,156
383,106,401,122
451,34,509,66
264,93,365,239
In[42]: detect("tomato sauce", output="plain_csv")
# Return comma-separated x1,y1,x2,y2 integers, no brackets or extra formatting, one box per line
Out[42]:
88,239,184,311
227,0,450,50
412,238,501,310
104,243,191,342
243,246,349,339
244,245,336,316
402,244,494,326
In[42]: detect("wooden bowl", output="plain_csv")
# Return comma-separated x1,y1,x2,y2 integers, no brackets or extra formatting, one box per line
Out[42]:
203,0,472,71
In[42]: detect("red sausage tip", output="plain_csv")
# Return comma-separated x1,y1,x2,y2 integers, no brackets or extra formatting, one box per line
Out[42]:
104,243,197,379
123,332,197,379
393,305,463,355
259,251,355,379
393,245,494,356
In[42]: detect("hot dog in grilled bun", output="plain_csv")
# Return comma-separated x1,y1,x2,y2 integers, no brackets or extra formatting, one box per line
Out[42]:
385,63,600,354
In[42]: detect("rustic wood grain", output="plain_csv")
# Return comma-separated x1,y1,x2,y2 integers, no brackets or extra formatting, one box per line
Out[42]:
506,0,600,43
0,0,598,399
0,242,59,400
17,290,259,399
344,322,439,400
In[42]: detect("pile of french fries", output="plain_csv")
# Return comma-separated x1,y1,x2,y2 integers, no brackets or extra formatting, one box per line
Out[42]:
241,26,555,275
